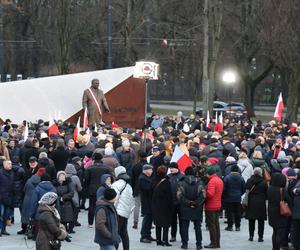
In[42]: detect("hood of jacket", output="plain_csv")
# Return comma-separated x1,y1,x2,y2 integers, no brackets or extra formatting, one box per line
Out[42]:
96,198,114,207
100,174,112,186
30,174,41,185
36,181,55,193
117,173,130,183
65,163,77,175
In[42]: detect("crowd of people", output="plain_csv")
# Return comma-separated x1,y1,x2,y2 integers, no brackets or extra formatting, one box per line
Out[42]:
0,112,300,250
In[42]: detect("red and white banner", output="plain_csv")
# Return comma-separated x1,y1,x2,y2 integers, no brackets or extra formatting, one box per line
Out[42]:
48,113,59,135
274,92,284,122
83,107,88,129
74,117,80,141
171,146,193,173
206,111,211,129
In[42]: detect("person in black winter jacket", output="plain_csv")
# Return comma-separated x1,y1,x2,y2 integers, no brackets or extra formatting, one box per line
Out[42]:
268,173,291,250
0,160,14,236
51,139,69,172
245,167,268,242
53,171,75,234
223,164,245,231
177,167,206,250
12,163,25,208
131,150,147,229
8,139,20,165
84,152,111,227
291,172,300,250
139,164,155,243
167,162,185,242
152,166,173,246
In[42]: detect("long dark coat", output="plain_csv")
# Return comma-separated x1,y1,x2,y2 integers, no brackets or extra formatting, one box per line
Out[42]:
51,147,69,172
53,178,74,223
0,168,14,208
139,173,154,215
245,175,268,220
21,174,41,224
12,164,25,208
177,175,205,221
268,185,290,228
152,177,173,227
36,204,62,250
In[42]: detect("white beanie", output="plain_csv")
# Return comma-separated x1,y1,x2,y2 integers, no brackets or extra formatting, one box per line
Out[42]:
114,166,127,177
105,147,114,156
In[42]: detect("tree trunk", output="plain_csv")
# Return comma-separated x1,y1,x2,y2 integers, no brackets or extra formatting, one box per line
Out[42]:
286,73,300,122
244,80,256,117
208,0,223,115
124,0,133,65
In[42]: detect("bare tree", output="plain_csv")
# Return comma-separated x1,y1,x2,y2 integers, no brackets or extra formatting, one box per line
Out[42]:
258,0,300,121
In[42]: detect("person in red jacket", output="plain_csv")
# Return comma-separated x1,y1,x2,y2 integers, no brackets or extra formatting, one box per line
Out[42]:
204,166,224,249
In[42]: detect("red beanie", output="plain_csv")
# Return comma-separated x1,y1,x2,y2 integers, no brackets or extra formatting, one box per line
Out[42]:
208,157,219,165
36,168,46,177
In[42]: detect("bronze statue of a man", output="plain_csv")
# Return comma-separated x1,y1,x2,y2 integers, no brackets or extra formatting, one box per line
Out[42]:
82,79,110,125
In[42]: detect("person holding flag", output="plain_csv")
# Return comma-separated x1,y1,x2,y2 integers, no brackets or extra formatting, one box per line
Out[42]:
82,79,110,126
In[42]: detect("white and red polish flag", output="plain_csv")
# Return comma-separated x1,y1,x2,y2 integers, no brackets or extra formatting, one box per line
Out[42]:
48,113,59,135
171,145,193,173
23,121,29,141
274,92,284,122
83,107,89,130
218,112,223,131
206,111,211,129
73,116,80,141
214,111,218,131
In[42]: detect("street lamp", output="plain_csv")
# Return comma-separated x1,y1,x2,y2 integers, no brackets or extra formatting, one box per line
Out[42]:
222,70,237,117
133,61,159,150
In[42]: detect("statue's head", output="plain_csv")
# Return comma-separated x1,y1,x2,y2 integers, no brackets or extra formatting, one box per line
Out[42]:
91,79,99,89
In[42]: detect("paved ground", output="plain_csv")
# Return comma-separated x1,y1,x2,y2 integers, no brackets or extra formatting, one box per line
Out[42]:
2,208,272,250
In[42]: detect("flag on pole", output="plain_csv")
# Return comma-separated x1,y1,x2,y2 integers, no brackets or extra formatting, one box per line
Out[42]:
74,116,80,141
214,112,218,131
274,92,284,122
48,113,59,135
206,111,211,129
58,110,62,120
86,127,90,135
171,145,193,173
218,112,223,131
250,124,255,134
23,122,28,141
83,107,88,129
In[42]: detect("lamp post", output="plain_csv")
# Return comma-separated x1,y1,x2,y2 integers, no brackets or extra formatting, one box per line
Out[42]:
133,61,159,150
222,71,237,117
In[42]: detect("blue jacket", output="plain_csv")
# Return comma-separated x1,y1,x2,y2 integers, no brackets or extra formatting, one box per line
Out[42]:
30,181,57,220
21,174,41,224
223,172,245,203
